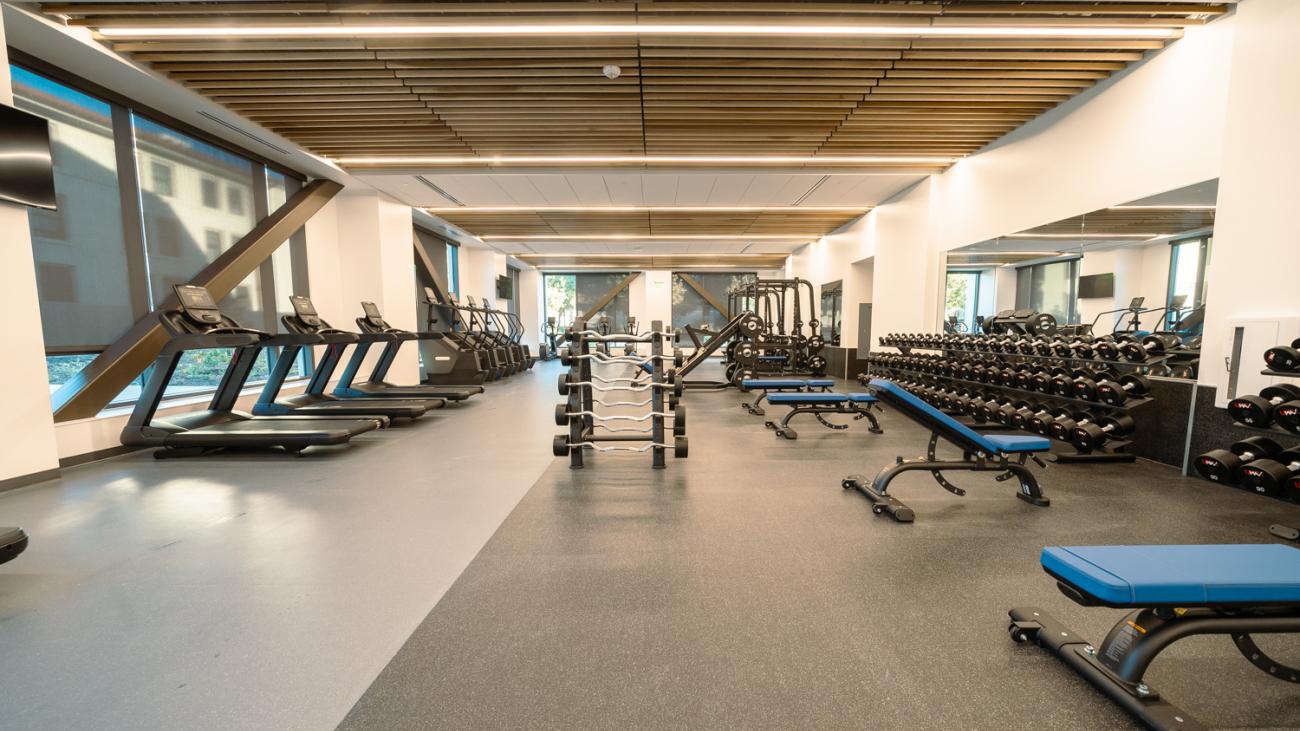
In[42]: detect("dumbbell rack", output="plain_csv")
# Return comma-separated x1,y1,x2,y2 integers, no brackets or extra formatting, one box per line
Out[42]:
873,336,1158,464
881,335,1184,374
1226,369,1300,438
553,318,688,470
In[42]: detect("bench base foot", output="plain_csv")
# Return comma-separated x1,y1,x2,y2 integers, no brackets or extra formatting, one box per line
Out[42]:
842,474,916,523
1007,607,1206,731
1016,491,1051,508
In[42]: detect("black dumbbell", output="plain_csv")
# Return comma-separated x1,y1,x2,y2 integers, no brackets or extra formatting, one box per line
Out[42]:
1119,333,1182,362
1195,436,1283,483
1236,447,1300,498
1011,404,1053,431
1049,410,1096,442
1071,413,1136,452
992,399,1031,426
1229,384,1300,427
1265,339,1300,372
1093,335,1133,361
1028,407,1071,436
1095,373,1152,406
1073,367,1120,401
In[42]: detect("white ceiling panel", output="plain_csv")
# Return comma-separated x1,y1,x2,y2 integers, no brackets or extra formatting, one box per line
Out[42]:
602,174,644,205
564,175,611,205
424,175,512,206
492,176,548,205
640,175,679,206
673,175,717,205
527,175,580,205
739,175,796,205
705,174,756,205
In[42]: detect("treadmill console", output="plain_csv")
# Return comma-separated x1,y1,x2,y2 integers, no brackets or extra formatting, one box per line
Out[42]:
1169,294,1188,309
422,286,438,304
290,295,322,327
361,301,387,327
1129,296,1146,309
174,285,223,326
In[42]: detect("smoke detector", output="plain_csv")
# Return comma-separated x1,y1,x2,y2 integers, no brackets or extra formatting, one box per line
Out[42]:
602,65,622,80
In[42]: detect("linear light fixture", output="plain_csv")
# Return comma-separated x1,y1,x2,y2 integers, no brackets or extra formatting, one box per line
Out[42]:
482,234,814,241
427,205,869,213
339,154,957,166
1003,233,1163,239
95,23,1181,40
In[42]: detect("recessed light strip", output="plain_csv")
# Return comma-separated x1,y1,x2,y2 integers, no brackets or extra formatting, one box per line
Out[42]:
1004,233,1164,239
483,234,815,241
1107,205,1216,210
95,23,1181,40
341,154,957,166
427,205,869,213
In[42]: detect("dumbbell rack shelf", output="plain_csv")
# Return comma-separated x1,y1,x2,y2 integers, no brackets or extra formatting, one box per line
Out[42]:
1229,420,1300,438
871,349,1147,464
1262,369,1300,379
886,341,1175,371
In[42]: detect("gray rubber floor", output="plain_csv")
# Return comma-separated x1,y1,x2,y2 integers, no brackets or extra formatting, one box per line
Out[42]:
342,366,1300,731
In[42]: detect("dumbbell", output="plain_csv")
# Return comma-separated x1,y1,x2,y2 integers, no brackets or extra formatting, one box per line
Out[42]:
992,399,1031,426
1195,436,1283,483
1049,410,1096,442
1118,333,1182,362
1071,413,1136,452
1011,404,1054,431
1072,367,1120,401
1265,339,1300,372
1236,447,1300,498
1229,384,1300,427
1093,335,1134,361
1031,368,1068,394
1027,407,1070,436
1095,374,1151,406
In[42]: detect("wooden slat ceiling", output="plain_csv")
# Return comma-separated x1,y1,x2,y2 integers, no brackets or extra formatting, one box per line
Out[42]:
44,1,1228,161
514,253,792,269
1017,207,1216,236
430,208,864,237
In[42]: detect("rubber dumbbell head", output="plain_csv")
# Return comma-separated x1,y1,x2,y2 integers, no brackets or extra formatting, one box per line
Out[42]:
1071,413,1136,452
1235,447,1300,498
1264,338,1300,372
1228,384,1300,427
1194,436,1282,483
1095,374,1151,406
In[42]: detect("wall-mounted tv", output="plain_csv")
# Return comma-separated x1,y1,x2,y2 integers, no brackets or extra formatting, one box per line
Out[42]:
0,102,57,210
1078,272,1115,299
496,274,513,300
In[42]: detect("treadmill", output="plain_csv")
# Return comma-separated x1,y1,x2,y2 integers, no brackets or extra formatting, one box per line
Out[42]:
252,295,433,420
333,302,485,401
120,285,383,458
0,526,28,565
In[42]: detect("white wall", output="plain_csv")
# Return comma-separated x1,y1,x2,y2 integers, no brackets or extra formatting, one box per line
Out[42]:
1199,0,1300,391
790,16,1235,348
0,14,61,482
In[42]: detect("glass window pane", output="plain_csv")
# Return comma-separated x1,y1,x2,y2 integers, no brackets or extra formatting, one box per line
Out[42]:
134,114,259,319
448,245,459,295
160,348,272,400
12,65,134,350
944,271,979,334
575,273,631,330
544,274,576,327
1016,260,1075,324
671,272,757,334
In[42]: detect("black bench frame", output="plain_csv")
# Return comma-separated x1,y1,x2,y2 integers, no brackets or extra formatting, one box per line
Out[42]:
763,398,882,440
842,385,1048,522
1009,582,1300,731
741,381,832,416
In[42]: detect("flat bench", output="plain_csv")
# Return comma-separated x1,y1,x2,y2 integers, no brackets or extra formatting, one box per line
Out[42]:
762,391,881,440
1009,543,1300,731
841,378,1050,522
739,378,834,415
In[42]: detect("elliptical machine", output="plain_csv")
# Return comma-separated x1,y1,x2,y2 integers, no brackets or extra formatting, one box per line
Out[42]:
540,316,560,361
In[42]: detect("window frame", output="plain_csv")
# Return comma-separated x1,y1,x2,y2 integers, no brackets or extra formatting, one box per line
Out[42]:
1166,236,1210,328
1014,257,1080,325
12,54,313,408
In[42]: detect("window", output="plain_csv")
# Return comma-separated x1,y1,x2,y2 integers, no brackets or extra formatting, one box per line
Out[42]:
671,272,756,334
1167,237,1210,328
543,274,577,328
820,280,842,345
12,61,310,408
11,65,136,353
944,271,982,334
1015,259,1078,325
135,114,259,319
447,243,460,295
204,229,222,257
227,185,245,215
38,263,77,303
151,161,173,196
201,177,220,208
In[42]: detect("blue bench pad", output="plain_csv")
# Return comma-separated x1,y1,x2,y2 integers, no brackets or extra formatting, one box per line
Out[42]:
767,392,877,404
1043,544,1300,606
868,379,1050,455
741,379,834,389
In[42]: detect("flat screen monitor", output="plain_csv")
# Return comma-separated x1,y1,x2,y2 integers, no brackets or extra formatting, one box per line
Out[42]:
1078,273,1115,299
496,274,513,300
0,103,57,210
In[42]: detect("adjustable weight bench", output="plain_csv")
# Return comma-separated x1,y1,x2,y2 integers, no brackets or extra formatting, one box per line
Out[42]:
739,377,834,416
1009,544,1300,731
763,392,881,440
841,378,1049,522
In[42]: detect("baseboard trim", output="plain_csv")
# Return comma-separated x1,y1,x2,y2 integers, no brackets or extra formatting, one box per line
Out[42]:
0,467,61,494
59,445,138,469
